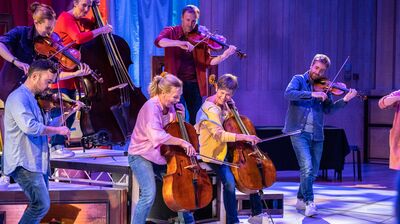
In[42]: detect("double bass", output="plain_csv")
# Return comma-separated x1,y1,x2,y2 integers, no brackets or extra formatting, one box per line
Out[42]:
161,106,213,211
78,2,147,148
224,101,276,194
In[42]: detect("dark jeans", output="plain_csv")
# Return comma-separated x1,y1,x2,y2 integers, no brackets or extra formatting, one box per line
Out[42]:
50,89,76,147
180,81,203,125
10,167,50,224
208,163,263,224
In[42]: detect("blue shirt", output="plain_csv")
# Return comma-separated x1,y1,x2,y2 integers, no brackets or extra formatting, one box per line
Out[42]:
0,26,41,101
3,84,50,175
0,26,38,65
283,72,347,141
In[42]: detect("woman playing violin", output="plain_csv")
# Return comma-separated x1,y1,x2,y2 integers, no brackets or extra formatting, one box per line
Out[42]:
155,5,237,125
0,2,91,102
195,74,267,224
128,73,196,224
48,0,112,158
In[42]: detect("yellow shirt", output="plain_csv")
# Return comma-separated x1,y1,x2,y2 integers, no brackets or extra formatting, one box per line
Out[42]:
195,100,236,163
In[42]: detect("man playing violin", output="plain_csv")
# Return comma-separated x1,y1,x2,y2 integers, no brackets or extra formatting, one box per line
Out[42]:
0,2,91,103
48,0,112,159
155,5,237,125
2,59,82,224
195,74,268,224
283,54,358,217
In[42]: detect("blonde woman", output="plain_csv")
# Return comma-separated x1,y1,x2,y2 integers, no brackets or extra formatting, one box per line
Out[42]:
128,73,196,224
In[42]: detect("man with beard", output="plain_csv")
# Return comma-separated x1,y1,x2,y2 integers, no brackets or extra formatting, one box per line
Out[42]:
3,59,82,224
154,5,237,125
283,54,357,217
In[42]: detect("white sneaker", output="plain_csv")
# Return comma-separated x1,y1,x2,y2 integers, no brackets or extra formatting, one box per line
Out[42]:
248,212,270,224
305,201,318,217
295,198,306,210
0,175,10,190
50,145,75,159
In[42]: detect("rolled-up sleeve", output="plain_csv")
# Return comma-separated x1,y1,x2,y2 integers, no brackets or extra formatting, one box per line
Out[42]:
154,27,173,47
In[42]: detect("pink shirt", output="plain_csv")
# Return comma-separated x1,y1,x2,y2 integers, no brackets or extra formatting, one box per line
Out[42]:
128,96,176,164
379,90,400,170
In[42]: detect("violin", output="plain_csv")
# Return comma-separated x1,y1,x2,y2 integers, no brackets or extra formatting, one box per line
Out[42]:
313,76,367,100
187,25,247,59
37,91,89,113
160,106,213,212
34,33,103,83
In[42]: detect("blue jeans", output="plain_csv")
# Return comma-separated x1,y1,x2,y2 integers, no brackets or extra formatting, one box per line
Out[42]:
180,81,203,125
208,163,263,224
50,89,76,147
128,155,194,224
10,166,50,224
290,132,323,203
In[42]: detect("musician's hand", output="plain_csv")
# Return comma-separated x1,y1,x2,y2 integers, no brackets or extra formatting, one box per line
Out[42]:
72,100,85,112
76,63,91,77
178,41,194,52
14,60,29,74
175,103,185,114
101,24,113,34
343,88,358,102
311,91,328,101
181,141,196,156
223,45,237,58
236,134,261,145
57,126,71,137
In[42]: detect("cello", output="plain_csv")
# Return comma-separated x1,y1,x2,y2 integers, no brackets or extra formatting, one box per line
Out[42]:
223,101,277,194
78,2,147,148
160,106,213,212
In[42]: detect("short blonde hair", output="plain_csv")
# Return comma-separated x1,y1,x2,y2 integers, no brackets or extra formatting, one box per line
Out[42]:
311,54,331,68
148,72,183,97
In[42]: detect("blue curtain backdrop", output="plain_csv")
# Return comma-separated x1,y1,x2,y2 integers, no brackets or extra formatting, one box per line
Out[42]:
108,0,199,97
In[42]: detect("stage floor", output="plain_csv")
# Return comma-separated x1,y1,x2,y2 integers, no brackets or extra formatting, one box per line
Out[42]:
233,163,397,224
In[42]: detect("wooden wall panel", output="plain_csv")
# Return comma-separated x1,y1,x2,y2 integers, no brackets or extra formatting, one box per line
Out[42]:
200,0,377,150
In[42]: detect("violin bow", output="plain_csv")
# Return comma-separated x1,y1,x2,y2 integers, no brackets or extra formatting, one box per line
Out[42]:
327,56,350,91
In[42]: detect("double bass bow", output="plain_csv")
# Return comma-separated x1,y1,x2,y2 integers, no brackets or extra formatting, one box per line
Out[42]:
160,106,213,211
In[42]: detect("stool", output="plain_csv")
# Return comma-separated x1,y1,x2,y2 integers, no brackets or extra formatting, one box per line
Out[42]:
349,145,362,181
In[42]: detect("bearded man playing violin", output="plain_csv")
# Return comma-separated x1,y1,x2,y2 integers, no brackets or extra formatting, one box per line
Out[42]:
155,5,237,125
283,54,358,217
2,59,83,224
